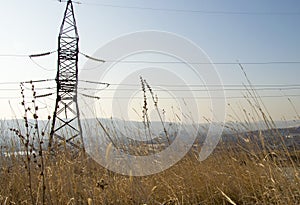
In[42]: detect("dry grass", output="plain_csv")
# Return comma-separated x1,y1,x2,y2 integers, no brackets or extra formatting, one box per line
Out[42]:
0,141,299,204
0,79,299,204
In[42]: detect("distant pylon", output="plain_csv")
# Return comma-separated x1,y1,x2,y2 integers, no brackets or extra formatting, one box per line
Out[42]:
49,0,84,151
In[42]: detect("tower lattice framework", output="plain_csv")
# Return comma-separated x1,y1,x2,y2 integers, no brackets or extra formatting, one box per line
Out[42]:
49,0,84,150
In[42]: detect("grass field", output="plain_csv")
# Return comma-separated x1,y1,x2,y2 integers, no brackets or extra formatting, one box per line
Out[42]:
0,80,299,204
0,129,299,204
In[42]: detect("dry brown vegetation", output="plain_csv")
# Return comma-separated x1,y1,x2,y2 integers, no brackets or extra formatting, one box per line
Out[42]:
0,141,299,204
0,77,299,204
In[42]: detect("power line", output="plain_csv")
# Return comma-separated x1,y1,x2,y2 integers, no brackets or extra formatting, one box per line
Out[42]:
78,86,300,92
0,54,29,57
29,58,56,71
1,79,300,88
2,51,300,66
0,82,21,85
0,87,54,91
107,83,300,88
78,53,300,65
0,87,55,91
5,94,300,102
0,79,55,86
109,60,300,65
1,94,300,100
0,51,56,72
0,97,21,100
77,80,300,88
80,94,300,100
0,50,56,58
80,2,300,16
0,88,20,91
1,85,299,92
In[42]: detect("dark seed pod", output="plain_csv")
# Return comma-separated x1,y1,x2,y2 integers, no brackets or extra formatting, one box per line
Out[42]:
33,114,38,119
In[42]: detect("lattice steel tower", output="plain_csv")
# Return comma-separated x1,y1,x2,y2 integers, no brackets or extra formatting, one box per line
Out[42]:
49,0,84,151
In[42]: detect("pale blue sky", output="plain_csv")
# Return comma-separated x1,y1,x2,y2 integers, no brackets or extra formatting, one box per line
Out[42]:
0,0,299,122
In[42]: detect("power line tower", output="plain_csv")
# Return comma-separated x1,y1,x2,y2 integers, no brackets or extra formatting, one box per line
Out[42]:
49,0,85,151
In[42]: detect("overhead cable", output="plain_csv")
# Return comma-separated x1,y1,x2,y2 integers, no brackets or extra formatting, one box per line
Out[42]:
80,2,300,16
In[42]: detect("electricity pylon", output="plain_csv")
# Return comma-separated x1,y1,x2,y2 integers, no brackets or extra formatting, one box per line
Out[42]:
49,0,85,151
